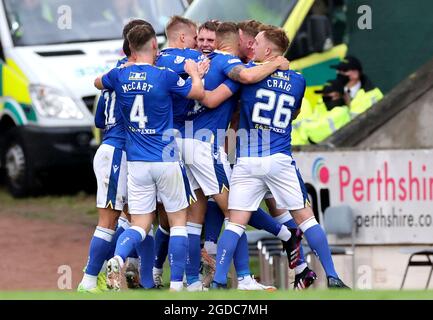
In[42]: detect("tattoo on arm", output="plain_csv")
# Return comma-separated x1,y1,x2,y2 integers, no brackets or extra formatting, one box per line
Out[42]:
228,65,245,82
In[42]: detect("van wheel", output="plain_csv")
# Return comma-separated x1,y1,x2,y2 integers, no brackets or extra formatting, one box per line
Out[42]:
3,128,35,197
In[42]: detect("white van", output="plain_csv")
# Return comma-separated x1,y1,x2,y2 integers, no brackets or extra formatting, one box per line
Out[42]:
0,0,188,196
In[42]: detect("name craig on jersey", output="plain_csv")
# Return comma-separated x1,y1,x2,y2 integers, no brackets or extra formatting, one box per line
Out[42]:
122,81,154,93
266,79,292,92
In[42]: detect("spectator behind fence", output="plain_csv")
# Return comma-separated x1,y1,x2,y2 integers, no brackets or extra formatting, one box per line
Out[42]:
331,55,384,118
303,80,351,144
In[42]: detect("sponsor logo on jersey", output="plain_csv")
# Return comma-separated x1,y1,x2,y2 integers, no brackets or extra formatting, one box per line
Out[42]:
113,165,119,174
128,72,147,80
271,71,290,81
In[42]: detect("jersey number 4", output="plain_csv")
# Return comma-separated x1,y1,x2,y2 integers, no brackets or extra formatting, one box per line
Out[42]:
252,89,294,129
130,95,148,129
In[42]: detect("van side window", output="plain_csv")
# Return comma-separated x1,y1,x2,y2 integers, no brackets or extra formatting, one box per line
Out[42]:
286,0,347,61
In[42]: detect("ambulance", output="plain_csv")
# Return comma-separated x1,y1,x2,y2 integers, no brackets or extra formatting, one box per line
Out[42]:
0,0,188,196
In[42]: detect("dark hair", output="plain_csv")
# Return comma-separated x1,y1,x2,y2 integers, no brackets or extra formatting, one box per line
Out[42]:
166,15,197,37
127,25,156,53
122,19,154,57
216,22,239,40
237,20,262,37
262,27,290,54
198,20,221,33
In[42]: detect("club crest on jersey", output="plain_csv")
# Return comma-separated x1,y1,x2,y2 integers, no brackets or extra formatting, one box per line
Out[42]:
129,72,147,80
174,56,185,64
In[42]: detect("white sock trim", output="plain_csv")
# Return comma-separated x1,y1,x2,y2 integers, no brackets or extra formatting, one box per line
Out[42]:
170,226,188,237
274,211,293,224
94,226,115,242
187,222,202,235
158,225,170,235
276,225,291,242
130,226,147,241
118,216,130,230
147,225,154,238
299,217,318,233
226,222,246,237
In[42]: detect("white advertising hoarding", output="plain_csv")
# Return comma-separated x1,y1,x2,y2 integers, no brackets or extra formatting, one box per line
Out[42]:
295,149,433,244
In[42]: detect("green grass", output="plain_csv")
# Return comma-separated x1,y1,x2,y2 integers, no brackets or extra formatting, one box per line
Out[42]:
0,290,432,300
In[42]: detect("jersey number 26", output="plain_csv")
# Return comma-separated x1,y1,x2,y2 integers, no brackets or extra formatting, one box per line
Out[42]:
252,89,294,129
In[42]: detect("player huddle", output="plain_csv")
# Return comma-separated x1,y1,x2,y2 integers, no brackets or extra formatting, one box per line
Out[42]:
78,16,349,293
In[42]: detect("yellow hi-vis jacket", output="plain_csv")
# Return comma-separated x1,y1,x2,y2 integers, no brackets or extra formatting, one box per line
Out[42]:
292,98,327,146
350,87,384,118
304,104,351,144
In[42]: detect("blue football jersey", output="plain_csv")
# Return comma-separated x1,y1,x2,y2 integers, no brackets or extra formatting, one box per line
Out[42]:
155,48,204,131
184,50,243,146
117,56,128,67
102,63,193,162
93,57,129,149
238,63,306,157
160,47,203,61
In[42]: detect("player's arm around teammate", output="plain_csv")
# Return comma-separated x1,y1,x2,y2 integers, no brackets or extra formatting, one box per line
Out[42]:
96,24,204,291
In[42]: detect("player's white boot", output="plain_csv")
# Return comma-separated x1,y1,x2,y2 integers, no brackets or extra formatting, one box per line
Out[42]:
237,275,276,291
186,280,209,292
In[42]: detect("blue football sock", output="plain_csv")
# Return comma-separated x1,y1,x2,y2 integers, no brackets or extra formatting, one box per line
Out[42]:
204,200,224,245
233,232,250,278
275,211,306,267
301,218,338,278
114,226,146,262
186,223,202,285
214,223,245,285
135,230,155,289
106,217,129,260
248,208,281,236
85,226,115,276
168,227,188,282
154,225,170,269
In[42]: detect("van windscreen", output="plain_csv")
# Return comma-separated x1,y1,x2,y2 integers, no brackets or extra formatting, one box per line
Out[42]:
3,0,186,46
185,0,297,26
